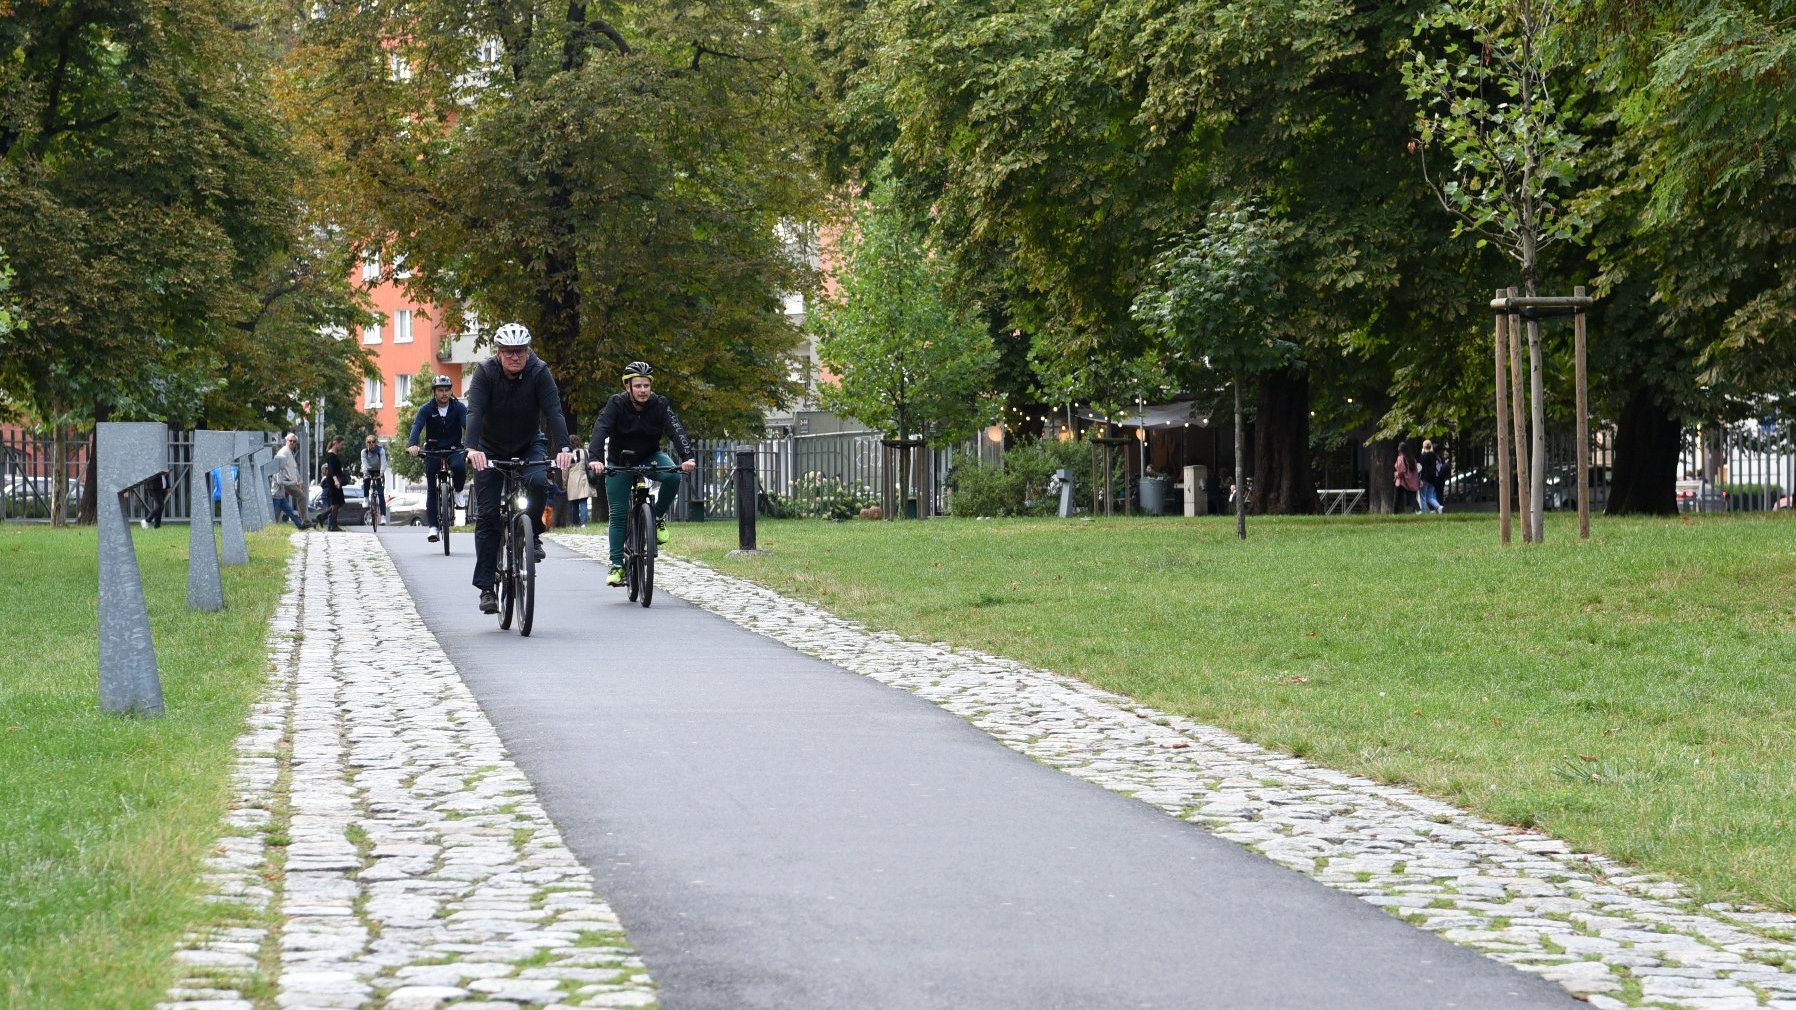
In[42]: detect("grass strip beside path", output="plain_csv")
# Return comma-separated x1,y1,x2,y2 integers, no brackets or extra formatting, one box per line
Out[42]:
0,526,293,1009
670,512,1796,911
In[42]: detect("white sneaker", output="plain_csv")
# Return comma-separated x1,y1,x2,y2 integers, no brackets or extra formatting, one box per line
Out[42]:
139,518,150,529
455,492,468,508
427,527,439,542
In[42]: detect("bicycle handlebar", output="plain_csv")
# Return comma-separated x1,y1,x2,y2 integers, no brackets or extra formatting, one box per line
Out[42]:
600,464,685,478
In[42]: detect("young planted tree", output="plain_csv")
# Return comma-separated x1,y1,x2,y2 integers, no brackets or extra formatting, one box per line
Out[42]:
812,187,999,452
1402,0,1587,540
1134,205,1305,536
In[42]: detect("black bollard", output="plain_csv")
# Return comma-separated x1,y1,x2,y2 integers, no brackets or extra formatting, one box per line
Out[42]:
735,448,757,552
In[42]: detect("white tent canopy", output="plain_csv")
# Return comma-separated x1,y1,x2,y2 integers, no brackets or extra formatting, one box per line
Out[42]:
1076,401,1212,430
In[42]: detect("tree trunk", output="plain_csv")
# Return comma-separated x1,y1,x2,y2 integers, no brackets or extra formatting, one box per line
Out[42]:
1250,366,1318,515
50,424,68,528
1606,385,1680,515
1233,378,1246,539
1367,438,1397,514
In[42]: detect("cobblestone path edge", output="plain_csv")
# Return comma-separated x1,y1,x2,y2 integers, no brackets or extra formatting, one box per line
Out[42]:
160,533,659,1010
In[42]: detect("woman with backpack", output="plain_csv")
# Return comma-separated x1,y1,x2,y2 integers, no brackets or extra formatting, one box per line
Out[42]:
1393,443,1422,514
1417,439,1447,514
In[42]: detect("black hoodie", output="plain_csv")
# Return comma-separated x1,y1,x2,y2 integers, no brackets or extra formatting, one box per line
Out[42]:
464,353,572,458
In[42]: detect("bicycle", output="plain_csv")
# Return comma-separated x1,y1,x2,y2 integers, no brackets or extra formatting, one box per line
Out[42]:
603,463,681,608
419,447,461,555
363,474,387,529
483,459,539,635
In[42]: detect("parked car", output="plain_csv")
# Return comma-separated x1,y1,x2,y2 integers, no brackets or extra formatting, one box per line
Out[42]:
1544,464,1610,511
386,490,429,525
1675,479,1728,513
1440,465,1498,505
307,482,368,525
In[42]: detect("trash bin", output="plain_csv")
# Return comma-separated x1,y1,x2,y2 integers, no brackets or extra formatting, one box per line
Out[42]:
1138,475,1167,515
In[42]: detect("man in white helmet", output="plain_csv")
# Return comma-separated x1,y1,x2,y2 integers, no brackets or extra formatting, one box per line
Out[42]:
463,322,574,614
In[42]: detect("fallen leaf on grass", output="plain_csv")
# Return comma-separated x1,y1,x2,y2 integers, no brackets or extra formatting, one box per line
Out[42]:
1288,676,1309,685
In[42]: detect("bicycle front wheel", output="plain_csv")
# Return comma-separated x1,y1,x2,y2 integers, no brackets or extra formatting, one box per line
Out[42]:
516,513,536,636
636,500,655,608
498,520,516,630
625,501,643,602
438,476,454,555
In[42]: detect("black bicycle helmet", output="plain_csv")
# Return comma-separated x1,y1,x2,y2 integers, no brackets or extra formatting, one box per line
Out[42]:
622,361,654,383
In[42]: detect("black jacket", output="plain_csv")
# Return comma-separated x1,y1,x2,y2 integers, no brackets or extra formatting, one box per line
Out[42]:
464,354,572,458
406,397,468,450
587,392,695,465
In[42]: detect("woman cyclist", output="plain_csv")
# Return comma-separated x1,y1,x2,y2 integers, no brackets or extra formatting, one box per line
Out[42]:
586,361,696,586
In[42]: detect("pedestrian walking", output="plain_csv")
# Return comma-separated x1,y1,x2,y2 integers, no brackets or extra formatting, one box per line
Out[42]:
1417,439,1447,514
271,433,311,529
1394,443,1421,514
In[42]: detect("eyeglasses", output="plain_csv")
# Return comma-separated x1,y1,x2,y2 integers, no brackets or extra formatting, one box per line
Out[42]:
498,347,529,356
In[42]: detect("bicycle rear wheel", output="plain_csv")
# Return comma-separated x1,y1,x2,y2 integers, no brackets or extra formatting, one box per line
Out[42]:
625,517,641,603
516,513,536,636
636,500,656,608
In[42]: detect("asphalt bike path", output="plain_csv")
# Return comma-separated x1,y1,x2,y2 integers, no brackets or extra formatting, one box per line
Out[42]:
381,525,1580,1010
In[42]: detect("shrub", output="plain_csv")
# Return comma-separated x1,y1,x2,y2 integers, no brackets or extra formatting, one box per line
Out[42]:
947,437,1090,516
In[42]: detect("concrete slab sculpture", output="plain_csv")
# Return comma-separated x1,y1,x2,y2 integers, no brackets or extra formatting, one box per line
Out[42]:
217,434,249,566
188,430,233,611
98,422,168,714
234,432,269,532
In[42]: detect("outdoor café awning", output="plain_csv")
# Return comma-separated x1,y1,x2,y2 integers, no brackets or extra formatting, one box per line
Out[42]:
1077,401,1212,430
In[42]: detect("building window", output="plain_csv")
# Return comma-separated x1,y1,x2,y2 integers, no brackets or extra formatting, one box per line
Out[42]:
477,39,502,65
394,309,413,343
363,322,381,344
394,254,412,280
389,53,412,81
361,252,380,283
364,377,383,408
394,373,411,404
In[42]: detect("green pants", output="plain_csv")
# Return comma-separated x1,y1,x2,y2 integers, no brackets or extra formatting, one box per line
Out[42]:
605,451,681,566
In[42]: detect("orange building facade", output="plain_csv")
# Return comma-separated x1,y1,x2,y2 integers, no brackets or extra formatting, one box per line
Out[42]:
353,254,482,438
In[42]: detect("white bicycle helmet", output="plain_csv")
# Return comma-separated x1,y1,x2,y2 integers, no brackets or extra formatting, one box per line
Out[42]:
493,322,532,347
431,373,453,388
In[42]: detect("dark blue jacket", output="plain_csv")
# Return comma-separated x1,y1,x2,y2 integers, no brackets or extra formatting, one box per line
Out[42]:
407,397,468,450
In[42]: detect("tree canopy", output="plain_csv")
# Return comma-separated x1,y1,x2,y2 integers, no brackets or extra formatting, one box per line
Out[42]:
0,0,371,433
279,0,828,438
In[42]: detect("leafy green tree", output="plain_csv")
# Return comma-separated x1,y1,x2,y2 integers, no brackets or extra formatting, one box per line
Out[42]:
1569,2,1796,513
812,187,999,446
833,0,1477,512
1135,204,1307,529
281,0,825,439
1403,0,1586,538
0,0,372,523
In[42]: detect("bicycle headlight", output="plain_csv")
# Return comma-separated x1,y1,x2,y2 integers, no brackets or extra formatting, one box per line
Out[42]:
515,493,529,511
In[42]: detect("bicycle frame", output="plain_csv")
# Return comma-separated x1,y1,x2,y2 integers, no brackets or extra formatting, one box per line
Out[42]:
603,463,681,607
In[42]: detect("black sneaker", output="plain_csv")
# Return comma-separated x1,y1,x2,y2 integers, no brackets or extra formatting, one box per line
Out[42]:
533,543,546,563
478,589,498,614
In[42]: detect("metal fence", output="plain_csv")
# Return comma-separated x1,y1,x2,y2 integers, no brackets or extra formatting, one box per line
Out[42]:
1445,416,1794,512
1,428,291,524
665,430,970,521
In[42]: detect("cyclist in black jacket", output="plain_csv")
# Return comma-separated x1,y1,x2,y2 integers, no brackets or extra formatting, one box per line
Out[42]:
405,374,468,543
464,323,574,613
586,360,695,586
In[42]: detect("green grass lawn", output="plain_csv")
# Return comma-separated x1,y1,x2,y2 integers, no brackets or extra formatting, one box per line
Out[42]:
0,525,293,1009
670,511,1796,911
